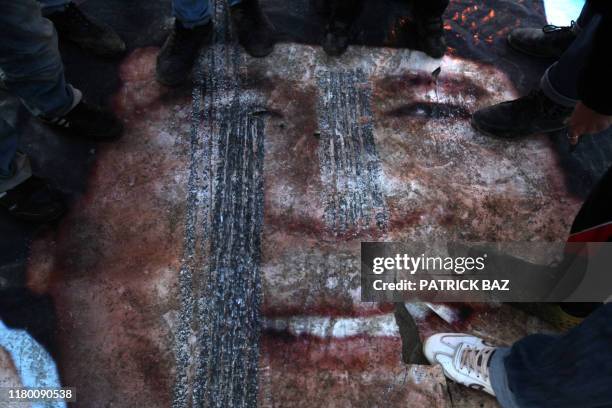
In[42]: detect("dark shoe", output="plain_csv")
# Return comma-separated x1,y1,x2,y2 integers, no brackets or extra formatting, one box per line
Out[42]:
512,303,585,331
471,89,573,138
321,1,362,57
41,101,123,142
0,176,66,223
45,2,126,58
416,17,446,58
156,20,213,86
507,22,577,59
230,0,276,57
322,20,352,56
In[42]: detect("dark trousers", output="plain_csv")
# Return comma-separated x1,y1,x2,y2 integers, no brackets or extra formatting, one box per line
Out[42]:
569,166,612,241
490,166,612,407
541,1,601,107
492,304,612,408
413,0,449,20
322,0,449,24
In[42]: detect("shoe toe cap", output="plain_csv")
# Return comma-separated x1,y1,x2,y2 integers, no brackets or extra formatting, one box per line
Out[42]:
423,333,455,364
424,333,486,364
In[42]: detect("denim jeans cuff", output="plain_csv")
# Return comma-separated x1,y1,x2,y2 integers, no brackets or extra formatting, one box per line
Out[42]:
37,85,81,119
540,64,578,108
490,347,522,408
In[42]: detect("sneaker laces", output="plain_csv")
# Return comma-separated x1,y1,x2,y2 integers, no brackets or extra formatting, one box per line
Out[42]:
542,20,576,34
459,345,495,382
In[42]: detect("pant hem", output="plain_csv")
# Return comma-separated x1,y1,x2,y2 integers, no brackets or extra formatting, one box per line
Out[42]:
37,85,80,119
490,347,522,408
540,64,578,108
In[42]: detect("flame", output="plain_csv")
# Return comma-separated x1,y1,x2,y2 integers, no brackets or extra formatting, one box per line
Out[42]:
481,9,496,23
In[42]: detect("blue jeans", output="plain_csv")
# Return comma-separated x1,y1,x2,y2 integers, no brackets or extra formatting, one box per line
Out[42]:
490,303,612,408
173,0,242,28
0,0,75,190
541,2,601,107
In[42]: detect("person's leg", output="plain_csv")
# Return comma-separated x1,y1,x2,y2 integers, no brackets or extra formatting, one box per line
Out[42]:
509,165,612,330
1,0,122,141
508,0,593,59
0,118,17,182
230,0,276,57
0,98,65,223
40,0,126,57
0,0,75,118
156,0,214,86
413,0,449,58
490,304,612,408
321,0,364,56
0,0,68,222
413,0,449,20
471,11,601,139
543,164,612,323
541,13,602,108
568,166,612,242
0,118,31,194
0,0,121,221
171,0,243,26
158,0,274,85
576,0,595,30
172,0,213,28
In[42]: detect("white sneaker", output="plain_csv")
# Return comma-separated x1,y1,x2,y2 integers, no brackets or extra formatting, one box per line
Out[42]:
423,333,497,396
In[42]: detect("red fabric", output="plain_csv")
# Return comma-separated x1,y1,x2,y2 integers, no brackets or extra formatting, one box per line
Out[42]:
568,221,612,242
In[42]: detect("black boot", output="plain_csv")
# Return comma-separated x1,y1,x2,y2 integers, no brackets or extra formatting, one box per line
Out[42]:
512,303,586,331
45,2,126,58
471,89,573,138
321,1,362,57
416,17,446,58
0,176,66,223
41,101,123,142
322,20,352,56
230,0,276,58
507,22,578,58
156,20,213,87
